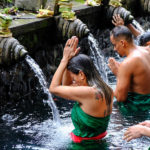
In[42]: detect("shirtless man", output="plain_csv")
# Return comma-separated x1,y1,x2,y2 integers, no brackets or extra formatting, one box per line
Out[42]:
108,25,150,104
111,17,150,142
122,30,150,142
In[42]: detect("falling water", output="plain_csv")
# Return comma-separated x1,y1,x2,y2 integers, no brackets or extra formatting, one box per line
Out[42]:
132,20,145,34
25,55,60,124
88,33,109,83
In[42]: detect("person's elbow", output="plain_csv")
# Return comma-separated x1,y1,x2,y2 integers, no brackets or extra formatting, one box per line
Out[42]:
115,91,127,102
116,96,126,102
49,84,57,94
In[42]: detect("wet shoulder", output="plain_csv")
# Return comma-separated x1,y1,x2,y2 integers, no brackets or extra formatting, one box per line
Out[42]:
120,55,141,73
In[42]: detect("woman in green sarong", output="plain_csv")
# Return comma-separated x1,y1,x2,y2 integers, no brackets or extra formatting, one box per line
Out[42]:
50,36,113,143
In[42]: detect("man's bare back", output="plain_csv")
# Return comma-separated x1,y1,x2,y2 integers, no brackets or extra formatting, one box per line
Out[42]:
123,47,150,94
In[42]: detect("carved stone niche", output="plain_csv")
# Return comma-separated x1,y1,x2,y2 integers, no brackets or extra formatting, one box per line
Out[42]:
15,0,47,11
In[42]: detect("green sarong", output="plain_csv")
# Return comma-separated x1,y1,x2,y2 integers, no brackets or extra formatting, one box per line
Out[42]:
118,92,150,113
71,102,110,137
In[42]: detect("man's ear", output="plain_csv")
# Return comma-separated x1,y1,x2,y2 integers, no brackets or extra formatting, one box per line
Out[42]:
120,40,124,46
120,40,125,47
79,71,85,80
145,41,150,46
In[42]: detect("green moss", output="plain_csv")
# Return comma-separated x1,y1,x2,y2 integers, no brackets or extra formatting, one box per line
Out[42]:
74,0,85,4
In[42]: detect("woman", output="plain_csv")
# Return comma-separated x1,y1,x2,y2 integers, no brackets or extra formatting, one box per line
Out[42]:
49,36,113,143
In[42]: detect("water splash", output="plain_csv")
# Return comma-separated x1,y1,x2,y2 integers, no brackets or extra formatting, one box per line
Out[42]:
88,33,109,83
25,55,60,124
132,20,145,35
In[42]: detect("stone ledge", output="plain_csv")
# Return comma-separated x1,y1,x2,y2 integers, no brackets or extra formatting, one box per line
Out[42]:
73,5,101,16
9,5,101,36
10,15,54,36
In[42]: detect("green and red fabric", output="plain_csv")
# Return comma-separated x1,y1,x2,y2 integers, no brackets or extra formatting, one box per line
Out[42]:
71,102,110,143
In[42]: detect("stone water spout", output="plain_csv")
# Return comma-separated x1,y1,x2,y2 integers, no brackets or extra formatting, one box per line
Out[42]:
139,0,150,14
0,37,28,65
105,5,134,25
55,16,90,39
121,0,150,15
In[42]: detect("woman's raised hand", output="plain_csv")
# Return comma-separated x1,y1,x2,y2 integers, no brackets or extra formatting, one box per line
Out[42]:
63,36,80,61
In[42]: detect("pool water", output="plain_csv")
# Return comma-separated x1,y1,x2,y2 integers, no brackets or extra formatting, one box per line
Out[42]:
0,78,150,149
1,19,150,149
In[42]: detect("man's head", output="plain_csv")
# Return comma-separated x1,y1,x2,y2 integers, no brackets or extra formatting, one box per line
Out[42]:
110,25,133,56
138,31,150,46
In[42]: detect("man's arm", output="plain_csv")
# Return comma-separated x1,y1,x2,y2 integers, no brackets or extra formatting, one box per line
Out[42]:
114,61,132,102
127,24,141,37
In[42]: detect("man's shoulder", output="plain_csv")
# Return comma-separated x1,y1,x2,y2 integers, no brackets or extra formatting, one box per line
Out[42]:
122,56,135,64
120,56,138,69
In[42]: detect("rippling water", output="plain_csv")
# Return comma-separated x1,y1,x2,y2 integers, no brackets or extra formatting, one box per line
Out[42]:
1,18,150,149
0,82,150,149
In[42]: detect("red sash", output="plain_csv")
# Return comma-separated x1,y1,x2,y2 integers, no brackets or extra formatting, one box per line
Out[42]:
70,131,107,143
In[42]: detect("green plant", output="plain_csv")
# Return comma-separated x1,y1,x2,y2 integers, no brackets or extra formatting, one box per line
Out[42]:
0,0,13,3
7,0,12,2
1,6,18,15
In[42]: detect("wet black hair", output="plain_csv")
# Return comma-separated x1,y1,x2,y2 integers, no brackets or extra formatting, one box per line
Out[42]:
67,53,112,105
110,25,133,43
138,31,150,46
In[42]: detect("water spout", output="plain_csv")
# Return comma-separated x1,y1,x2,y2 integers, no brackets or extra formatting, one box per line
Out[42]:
0,37,28,65
55,16,90,40
105,5,134,25
139,0,150,14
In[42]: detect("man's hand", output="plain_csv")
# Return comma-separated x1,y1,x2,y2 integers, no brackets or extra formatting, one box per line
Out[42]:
112,14,124,26
108,57,120,76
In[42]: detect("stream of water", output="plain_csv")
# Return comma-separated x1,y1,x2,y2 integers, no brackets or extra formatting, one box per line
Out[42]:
88,33,109,83
25,55,60,124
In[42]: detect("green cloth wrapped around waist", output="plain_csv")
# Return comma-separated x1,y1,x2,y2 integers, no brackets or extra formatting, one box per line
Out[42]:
118,92,150,112
71,102,110,137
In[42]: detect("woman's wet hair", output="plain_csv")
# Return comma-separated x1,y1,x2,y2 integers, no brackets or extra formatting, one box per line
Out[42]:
111,25,133,43
138,31,150,46
67,54,112,105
